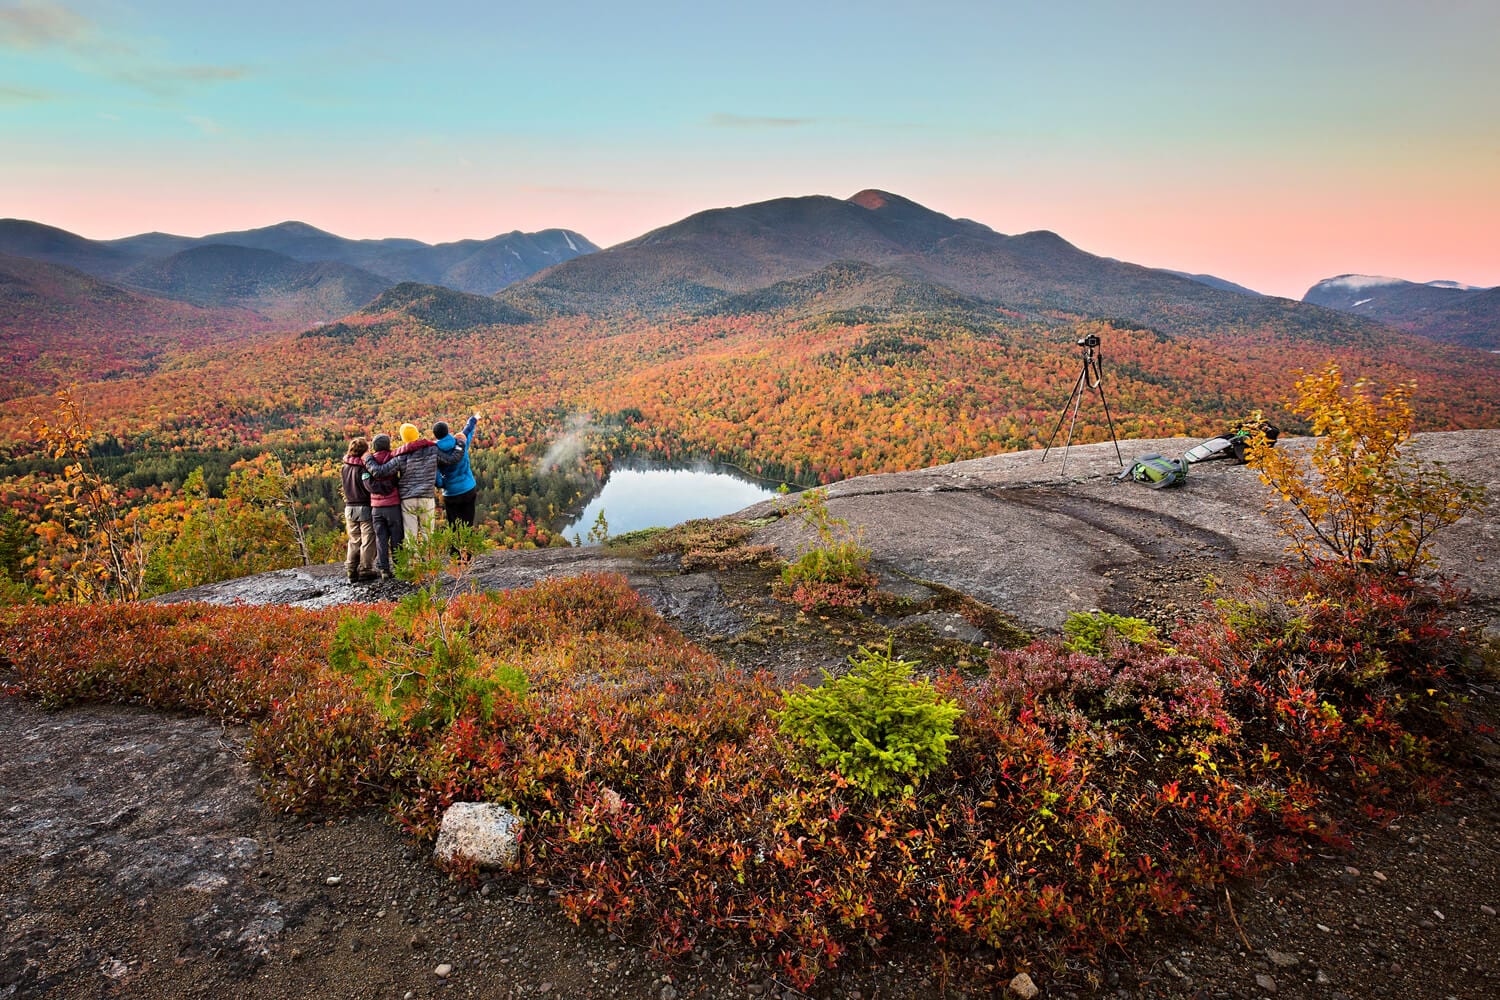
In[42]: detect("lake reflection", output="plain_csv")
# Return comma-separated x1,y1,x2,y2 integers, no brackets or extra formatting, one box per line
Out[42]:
558,464,785,544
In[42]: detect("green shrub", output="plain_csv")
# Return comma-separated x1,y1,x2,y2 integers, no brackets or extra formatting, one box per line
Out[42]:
1061,611,1158,654
329,592,528,732
776,489,876,610
777,643,962,797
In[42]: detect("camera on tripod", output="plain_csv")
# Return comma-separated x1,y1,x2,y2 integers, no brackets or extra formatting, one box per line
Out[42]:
1042,332,1123,469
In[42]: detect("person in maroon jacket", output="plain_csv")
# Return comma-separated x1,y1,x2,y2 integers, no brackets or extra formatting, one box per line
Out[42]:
340,438,378,583
362,433,406,579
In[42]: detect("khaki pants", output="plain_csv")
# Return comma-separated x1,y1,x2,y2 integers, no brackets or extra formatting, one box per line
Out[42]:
344,506,376,573
401,497,436,543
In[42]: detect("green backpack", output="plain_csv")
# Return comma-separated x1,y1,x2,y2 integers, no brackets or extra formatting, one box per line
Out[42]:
1117,453,1188,489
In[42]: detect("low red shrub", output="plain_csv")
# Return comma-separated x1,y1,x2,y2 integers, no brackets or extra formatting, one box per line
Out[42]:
0,565,1479,992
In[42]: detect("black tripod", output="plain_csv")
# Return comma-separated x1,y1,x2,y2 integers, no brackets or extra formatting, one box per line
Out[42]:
1041,334,1123,470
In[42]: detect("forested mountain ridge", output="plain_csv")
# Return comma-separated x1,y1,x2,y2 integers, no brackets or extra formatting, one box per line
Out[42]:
119,245,395,327
501,189,1397,346
1303,274,1499,350
107,221,600,296
2,189,1497,503
0,220,137,279
0,253,271,402
0,218,599,304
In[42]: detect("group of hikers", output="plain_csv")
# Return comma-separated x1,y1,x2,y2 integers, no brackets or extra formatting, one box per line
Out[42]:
339,415,479,582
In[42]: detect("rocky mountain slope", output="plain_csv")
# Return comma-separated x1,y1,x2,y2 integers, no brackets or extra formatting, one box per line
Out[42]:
161,430,1500,640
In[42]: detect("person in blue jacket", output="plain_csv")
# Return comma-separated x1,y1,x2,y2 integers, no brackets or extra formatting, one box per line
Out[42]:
434,414,480,526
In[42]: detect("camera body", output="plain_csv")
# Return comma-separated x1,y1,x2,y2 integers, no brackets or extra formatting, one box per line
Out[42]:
1076,334,1101,348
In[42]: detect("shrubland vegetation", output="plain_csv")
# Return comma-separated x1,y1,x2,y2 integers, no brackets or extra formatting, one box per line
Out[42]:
1,563,1483,991
0,363,1492,993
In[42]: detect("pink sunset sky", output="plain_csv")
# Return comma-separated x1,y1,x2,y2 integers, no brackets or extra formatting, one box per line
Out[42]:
4,0,1497,299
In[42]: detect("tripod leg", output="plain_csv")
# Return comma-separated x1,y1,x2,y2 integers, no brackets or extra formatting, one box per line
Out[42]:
1091,357,1125,467
1041,369,1090,462
1060,377,1087,472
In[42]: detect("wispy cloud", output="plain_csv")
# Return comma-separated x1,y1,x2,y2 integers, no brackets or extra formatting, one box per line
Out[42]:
709,112,816,129
0,83,52,102
113,63,249,97
517,183,646,199
0,0,132,56
0,0,92,50
185,114,224,135
0,1,248,95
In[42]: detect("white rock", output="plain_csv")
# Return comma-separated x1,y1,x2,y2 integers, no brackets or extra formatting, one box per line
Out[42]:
435,963,453,978
1008,972,1039,999
433,802,523,870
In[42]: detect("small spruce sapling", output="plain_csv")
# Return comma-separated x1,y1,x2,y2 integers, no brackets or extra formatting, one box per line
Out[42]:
334,523,523,730
777,642,962,797
777,488,877,609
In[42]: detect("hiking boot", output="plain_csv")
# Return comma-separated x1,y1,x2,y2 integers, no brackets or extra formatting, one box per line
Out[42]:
357,569,380,582
346,568,359,584
378,568,395,581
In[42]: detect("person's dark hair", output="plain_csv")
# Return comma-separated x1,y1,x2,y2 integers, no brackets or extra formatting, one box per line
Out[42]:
372,433,392,452
346,436,369,458
432,421,449,439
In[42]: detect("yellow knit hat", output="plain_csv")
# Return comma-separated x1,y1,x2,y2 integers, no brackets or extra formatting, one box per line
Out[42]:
399,422,420,443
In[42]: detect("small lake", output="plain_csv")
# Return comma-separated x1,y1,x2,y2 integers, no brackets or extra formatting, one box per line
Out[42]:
557,463,788,544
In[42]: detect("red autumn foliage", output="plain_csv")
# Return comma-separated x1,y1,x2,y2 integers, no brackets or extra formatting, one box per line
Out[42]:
0,567,1481,992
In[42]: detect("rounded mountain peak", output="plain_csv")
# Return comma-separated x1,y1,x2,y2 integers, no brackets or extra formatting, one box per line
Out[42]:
848,189,903,211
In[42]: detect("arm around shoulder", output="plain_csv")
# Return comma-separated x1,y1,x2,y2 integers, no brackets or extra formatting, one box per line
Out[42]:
436,437,466,468
364,452,406,476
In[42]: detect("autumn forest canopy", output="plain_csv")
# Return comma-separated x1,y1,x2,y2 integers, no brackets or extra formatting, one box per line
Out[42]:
1,190,1498,600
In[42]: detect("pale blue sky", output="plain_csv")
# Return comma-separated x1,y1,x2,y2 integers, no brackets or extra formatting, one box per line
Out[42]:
4,0,1498,297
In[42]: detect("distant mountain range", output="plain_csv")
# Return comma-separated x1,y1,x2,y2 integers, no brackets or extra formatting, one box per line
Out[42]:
0,218,598,325
3,193,1496,357
4,191,1496,473
1303,275,1498,350
118,245,393,328
1162,270,1263,297
497,189,1395,345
